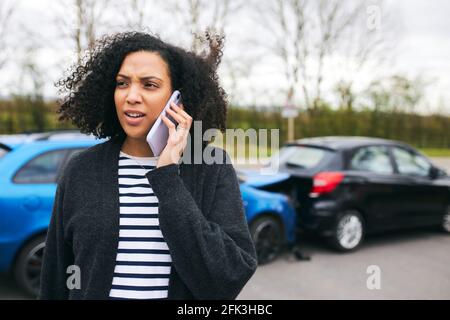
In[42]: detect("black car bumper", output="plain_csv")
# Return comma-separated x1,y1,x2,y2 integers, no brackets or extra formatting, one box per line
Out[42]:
297,199,343,237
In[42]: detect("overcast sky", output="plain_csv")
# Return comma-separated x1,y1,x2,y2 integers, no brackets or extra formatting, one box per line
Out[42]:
385,0,450,113
1,0,450,114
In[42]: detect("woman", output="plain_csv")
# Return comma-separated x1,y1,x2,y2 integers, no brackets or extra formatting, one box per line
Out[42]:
39,31,257,300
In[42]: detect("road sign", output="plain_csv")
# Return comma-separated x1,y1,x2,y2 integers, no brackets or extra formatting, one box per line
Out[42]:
282,108,299,118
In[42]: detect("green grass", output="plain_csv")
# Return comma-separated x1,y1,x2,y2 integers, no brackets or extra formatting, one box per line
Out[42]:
419,148,450,157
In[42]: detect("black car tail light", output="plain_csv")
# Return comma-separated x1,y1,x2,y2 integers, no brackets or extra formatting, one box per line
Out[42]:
309,172,344,197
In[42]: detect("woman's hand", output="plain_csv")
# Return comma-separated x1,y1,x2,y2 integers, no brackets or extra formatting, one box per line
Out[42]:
156,102,193,168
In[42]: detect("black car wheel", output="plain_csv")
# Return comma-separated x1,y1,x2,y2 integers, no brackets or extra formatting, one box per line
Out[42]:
442,206,450,233
329,211,365,252
250,216,284,265
13,235,46,297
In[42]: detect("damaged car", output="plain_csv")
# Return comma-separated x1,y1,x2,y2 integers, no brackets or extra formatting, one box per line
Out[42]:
241,136,450,252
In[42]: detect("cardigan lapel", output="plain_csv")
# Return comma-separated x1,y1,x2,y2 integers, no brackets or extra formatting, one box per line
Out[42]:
95,135,123,299
90,135,201,299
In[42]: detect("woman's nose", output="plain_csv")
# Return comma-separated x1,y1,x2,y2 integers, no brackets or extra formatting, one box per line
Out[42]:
126,84,143,104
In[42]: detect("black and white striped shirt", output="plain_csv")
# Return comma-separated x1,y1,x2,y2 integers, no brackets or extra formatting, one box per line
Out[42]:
109,151,172,300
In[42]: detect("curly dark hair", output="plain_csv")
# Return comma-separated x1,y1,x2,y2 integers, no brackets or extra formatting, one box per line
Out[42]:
56,31,228,142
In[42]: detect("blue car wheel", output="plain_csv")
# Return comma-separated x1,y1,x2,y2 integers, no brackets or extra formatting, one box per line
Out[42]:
13,235,46,297
250,215,284,265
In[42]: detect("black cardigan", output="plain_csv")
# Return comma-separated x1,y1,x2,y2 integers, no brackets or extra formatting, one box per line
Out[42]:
38,135,257,300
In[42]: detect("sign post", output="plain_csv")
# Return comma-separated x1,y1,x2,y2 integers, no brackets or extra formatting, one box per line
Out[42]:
282,89,298,142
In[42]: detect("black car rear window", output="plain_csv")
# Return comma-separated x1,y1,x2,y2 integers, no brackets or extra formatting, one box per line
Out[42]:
275,145,332,169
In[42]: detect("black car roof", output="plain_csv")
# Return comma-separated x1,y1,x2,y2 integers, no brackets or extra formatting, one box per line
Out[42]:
286,136,412,151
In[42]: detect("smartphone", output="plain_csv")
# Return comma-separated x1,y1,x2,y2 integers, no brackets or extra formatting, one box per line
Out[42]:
146,90,181,157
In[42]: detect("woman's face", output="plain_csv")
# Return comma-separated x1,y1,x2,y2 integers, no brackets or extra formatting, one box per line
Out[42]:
114,50,173,140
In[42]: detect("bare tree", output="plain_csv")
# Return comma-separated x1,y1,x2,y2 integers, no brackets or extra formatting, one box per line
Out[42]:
331,0,397,111
161,0,259,106
366,74,429,113
9,26,49,132
0,0,17,72
334,81,355,111
15,30,43,95
53,0,112,63
121,0,148,30
163,0,243,52
314,0,365,108
253,0,310,108
254,0,394,110
221,53,261,105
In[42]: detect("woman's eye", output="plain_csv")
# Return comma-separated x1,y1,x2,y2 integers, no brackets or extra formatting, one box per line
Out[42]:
144,82,157,88
116,81,127,87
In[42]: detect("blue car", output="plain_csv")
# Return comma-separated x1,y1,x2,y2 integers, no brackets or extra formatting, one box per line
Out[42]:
0,131,296,296
238,172,297,264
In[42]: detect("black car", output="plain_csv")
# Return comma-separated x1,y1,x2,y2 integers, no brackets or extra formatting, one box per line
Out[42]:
255,136,450,252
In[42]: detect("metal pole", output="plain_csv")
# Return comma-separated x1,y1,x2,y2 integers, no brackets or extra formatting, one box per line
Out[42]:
288,117,294,141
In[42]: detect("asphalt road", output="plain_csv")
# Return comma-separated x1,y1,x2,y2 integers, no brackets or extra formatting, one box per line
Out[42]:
0,274,29,300
1,227,449,300
1,157,449,300
238,228,450,299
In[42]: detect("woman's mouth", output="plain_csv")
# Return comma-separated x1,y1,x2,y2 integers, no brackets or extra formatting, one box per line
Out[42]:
124,111,146,126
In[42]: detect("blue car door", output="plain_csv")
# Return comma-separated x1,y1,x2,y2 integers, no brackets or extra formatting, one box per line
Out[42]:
5,149,70,240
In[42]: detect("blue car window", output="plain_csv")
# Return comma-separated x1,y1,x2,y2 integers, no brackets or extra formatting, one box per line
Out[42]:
350,146,393,174
13,149,68,184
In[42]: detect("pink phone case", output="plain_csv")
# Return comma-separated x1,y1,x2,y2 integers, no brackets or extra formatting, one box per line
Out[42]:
146,90,181,156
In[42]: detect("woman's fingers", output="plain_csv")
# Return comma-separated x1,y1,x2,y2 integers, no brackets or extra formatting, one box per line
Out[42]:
157,103,193,166
162,102,193,147
171,102,193,124
161,114,176,135
166,106,187,128
167,103,193,130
